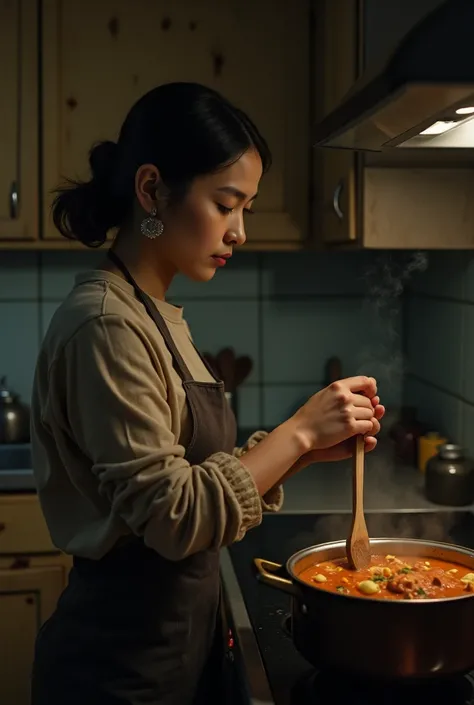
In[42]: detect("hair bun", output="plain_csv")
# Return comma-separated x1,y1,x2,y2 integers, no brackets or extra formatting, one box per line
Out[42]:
89,141,119,183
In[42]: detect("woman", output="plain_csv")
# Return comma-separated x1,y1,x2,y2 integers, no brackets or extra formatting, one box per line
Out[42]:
30,82,384,705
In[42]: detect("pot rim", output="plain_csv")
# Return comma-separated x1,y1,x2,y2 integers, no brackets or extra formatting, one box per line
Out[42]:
286,537,474,605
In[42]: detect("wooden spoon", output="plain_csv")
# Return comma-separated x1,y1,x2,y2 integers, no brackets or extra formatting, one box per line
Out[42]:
346,435,371,570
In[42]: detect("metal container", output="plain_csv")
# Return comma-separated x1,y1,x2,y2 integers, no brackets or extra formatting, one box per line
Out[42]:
254,538,474,680
0,377,30,444
425,444,474,507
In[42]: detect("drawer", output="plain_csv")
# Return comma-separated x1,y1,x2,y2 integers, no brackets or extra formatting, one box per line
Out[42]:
0,496,57,554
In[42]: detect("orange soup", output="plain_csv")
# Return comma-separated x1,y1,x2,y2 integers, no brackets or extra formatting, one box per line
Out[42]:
298,554,474,600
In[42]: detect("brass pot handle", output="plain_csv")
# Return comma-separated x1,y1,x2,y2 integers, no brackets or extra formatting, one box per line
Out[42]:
253,558,298,596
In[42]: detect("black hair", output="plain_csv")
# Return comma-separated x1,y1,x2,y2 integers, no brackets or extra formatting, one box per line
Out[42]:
52,82,272,248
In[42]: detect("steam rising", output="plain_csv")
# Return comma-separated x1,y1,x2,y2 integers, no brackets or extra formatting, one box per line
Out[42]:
281,511,468,560
356,251,428,401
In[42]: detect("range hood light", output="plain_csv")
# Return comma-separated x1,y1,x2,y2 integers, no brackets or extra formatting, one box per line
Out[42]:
420,120,458,135
313,0,474,150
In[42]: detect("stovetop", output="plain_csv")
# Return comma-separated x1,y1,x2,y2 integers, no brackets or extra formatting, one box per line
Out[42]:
228,510,474,705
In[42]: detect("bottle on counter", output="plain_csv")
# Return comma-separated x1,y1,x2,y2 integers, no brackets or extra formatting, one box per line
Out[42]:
389,406,424,466
425,444,474,507
418,431,448,473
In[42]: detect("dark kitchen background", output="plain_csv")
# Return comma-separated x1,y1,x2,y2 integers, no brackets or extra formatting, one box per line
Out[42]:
2,1,474,703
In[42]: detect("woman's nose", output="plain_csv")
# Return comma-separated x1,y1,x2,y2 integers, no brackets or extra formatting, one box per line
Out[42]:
225,223,246,247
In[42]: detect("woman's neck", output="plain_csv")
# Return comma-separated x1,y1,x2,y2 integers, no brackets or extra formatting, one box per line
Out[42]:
100,236,176,301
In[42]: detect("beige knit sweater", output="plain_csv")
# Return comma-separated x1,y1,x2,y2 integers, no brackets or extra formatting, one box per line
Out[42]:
31,270,283,560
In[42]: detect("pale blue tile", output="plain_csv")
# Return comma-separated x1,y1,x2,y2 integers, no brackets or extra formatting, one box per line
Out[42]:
461,402,474,458
404,377,462,443
0,302,39,404
0,252,38,300
462,305,474,404
182,300,259,383
263,384,322,427
261,251,377,297
464,254,474,303
40,252,102,299
406,297,464,395
41,302,61,339
236,386,261,428
261,298,403,391
409,251,466,300
169,253,258,300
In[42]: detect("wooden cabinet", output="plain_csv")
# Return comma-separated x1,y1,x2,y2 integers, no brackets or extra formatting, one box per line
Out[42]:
41,0,310,247
313,0,474,249
0,495,71,705
0,566,64,705
313,0,360,244
2,0,474,250
0,0,38,241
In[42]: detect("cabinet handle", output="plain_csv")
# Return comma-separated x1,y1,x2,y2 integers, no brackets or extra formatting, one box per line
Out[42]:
9,181,19,219
332,180,344,220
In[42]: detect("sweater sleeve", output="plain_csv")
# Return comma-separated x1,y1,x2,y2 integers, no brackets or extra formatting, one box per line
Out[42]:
234,431,284,512
49,314,263,561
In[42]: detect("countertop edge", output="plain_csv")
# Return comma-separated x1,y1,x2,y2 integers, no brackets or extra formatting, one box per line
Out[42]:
220,548,275,705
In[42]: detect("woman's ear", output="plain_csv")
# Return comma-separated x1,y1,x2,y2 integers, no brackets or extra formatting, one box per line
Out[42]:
135,164,167,213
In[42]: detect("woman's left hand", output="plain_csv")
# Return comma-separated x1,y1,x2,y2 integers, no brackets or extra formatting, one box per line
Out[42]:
296,396,385,467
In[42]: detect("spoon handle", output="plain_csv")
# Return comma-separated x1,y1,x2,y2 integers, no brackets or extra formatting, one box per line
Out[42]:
352,435,366,517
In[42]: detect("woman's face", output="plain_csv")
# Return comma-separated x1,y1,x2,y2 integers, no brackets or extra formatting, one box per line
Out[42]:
148,148,263,283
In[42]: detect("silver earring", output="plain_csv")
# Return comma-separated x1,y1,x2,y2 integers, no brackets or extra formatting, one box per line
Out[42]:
140,207,164,239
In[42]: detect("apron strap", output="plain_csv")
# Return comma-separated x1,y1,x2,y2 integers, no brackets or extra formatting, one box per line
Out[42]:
107,250,193,383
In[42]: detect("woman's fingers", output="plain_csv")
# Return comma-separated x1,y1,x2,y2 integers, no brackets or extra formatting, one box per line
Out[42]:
370,417,381,436
351,405,374,420
363,436,378,452
351,393,373,410
373,404,385,420
346,376,377,398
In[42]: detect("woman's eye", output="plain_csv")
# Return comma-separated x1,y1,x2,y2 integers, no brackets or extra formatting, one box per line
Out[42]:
217,204,233,215
244,208,255,216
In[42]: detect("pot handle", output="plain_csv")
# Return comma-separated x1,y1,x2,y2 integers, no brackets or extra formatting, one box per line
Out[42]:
253,558,298,596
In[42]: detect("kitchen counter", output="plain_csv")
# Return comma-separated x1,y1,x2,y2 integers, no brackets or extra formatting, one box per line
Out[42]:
1,439,472,513
281,444,473,513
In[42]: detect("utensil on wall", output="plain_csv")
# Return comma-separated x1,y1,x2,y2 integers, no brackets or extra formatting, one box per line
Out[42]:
346,435,371,570
324,356,342,386
234,355,253,388
202,348,254,425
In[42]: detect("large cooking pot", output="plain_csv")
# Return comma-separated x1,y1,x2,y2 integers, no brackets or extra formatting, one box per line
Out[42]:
254,538,474,681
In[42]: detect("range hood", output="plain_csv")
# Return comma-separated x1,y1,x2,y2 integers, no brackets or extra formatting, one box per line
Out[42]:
314,0,474,151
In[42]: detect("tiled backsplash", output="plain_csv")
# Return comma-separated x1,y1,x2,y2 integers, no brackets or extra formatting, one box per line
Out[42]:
0,250,403,430
405,251,474,456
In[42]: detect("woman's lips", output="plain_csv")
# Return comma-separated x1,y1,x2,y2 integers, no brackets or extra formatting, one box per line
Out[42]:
211,255,229,267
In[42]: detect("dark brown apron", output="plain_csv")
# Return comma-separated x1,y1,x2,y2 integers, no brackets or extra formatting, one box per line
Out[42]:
31,251,237,705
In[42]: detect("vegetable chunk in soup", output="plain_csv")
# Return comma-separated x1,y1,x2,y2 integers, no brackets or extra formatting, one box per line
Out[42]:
299,555,474,600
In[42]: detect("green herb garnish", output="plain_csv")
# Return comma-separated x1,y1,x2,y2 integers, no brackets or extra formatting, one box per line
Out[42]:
372,575,387,582
416,588,427,597
398,567,413,574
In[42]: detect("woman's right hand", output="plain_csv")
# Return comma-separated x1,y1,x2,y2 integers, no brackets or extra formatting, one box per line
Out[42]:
292,376,378,451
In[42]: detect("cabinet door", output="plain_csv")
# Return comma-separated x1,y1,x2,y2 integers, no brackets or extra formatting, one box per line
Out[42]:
0,566,64,705
42,0,310,245
313,0,360,245
0,0,38,241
